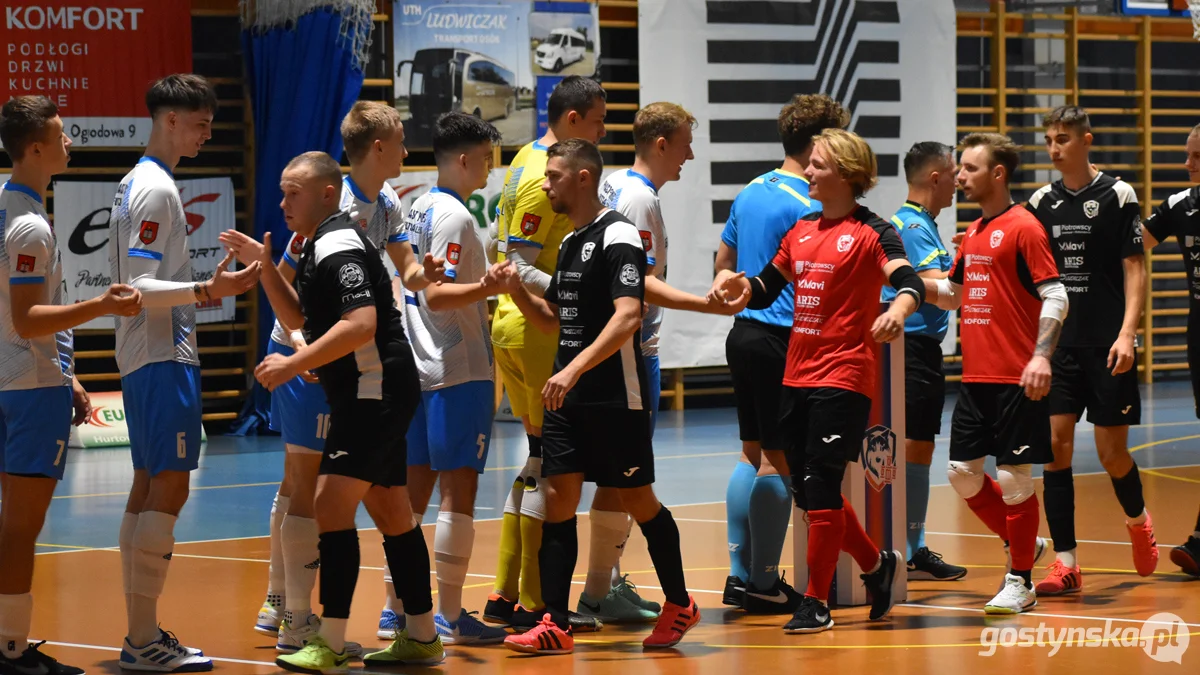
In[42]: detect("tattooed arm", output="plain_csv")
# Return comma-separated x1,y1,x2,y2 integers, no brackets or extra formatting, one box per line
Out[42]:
1021,281,1069,401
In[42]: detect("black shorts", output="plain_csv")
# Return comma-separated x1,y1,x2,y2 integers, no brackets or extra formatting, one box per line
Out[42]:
1049,346,1141,426
320,362,422,487
1187,309,1200,418
778,386,874,470
904,334,946,443
542,406,654,488
950,383,1052,466
726,318,790,450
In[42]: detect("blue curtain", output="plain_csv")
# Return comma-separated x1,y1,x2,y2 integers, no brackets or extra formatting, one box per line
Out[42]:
234,2,371,434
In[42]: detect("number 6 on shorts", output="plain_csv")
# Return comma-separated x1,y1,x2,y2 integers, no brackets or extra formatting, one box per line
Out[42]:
177,432,187,459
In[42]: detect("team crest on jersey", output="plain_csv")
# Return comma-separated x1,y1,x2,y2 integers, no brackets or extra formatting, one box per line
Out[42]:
639,230,653,251
290,235,306,256
357,219,368,230
138,220,159,245
861,425,898,492
16,254,35,273
1083,200,1100,219
581,242,596,262
447,243,462,265
990,230,1004,248
338,263,365,288
619,263,640,286
836,234,854,252
521,213,541,236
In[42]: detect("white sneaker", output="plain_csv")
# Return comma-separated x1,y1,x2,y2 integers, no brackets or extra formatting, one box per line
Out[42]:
120,631,212,672
277,613,363,658
255,600,282,636
1000,537,1048,591
985,574,1037,614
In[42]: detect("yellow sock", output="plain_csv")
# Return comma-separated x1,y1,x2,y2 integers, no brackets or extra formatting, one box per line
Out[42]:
518,513,544,610
494,511,522,600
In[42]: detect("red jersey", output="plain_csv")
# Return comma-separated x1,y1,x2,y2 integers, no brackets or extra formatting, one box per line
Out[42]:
770,206,909,396
950,204,1060,384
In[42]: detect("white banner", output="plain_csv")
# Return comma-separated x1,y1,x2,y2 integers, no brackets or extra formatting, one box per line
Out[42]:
69,390,207,448
639,0,958,366
53,177,238,329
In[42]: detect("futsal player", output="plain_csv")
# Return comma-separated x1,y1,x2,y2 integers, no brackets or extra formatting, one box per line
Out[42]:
713,129,912,633
0,96,142,675
1025,106,1155,593
485,76,610,630
1141,122,1200,577
398,112,510,645
250,152,443,672
580,101,747,623
927,133,1068,614
881,142,968,581
711,94,848,613
497,139,700,654
111,75,262,671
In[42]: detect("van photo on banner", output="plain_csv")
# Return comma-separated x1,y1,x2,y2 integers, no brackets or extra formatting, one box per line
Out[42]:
52,177,239,329
639,0,958,368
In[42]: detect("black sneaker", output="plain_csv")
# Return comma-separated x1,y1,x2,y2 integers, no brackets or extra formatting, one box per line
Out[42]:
861,549,901,620
722,575,746,608
742,573,804,614
0,641,85,675
509,608,603,633
782,596,834,634
1170,536,1200,577
483,593,516,624
907,547,968,581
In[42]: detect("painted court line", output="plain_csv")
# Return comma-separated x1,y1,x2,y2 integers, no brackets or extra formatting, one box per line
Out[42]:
899,602,1200,628
36,639,276,668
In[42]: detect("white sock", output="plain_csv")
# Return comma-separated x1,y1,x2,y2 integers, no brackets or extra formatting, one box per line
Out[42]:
1193,530,1200,540
433,511,474,619
585,509,630,599
119,512,139,619
318,617,347,654
0,593,33,659
1058,548,1078,569
281,516,318,621
1128,509,1147,526
384,576,403,614
129,511,176,647
268,494,290,602
610,516,634,587
406,611,436,643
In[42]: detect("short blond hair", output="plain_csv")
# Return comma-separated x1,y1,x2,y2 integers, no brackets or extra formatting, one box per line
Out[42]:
812,128,878,198
341,101,403,163
633,102,696,153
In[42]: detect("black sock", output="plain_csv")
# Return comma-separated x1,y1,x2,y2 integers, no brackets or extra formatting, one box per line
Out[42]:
318,529,360,619
638,505,690,608
1194,506,1200,535
1042,468,1076,552
1012,568,1032,588
1110,462,1146,519
539,517,578,624
382,526,433,616
528,434,543,459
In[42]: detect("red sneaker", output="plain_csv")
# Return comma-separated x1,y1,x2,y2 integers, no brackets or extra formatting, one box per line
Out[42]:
503,614,573,655
1034,560,1082,596
643,596,700,649
1127,511,1159,577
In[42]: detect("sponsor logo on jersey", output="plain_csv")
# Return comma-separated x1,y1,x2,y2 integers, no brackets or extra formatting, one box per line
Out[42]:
560,306,578,319
558,290,579,301
797,295,820,308
1187,209,1199,217
1063,256,1084,268
446,243,461,265
639,230,652,251
989,230,1004,248
965,254,993,266
797,278,825,290
1188,236,1197,248
581,241,595,262
1052,224,1092,237
861,425,898,491
16,254,35,273
966,271,990,282
138,220,158,245
795,326,821,335
338,263,364,288
969,287,988,299
1083,199,1100,219
1190,252,1200,261
341,289,370,304
1051,200,1064,210
520,213,541,236
837,234,854,252
795,261,836,274
1059,241,1085,251
619,263,640,286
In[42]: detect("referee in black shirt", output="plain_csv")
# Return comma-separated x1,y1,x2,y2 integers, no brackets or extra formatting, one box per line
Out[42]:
495,139,699,656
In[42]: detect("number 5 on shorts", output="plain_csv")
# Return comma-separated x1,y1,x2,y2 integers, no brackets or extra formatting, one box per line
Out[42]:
476,433,486,460
177,432,187,459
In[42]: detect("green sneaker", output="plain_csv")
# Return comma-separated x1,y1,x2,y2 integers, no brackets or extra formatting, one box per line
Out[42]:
275,635,351,674
576,587,659,624
613,574,661,614
363,629,446,665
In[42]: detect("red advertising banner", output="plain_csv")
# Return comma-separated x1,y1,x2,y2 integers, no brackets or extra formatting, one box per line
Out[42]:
2,1,193,147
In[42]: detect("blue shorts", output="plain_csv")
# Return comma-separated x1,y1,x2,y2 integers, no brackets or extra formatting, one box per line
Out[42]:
406,380,494,473
0,386,73,480
267,341,330,453
645,354,660,435
122,361,203,476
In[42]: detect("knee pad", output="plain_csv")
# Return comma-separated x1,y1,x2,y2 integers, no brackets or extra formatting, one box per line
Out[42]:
947,459,987,499
802,458,846,512
503,474,525,516
997,464,1035,506
519,473,547,520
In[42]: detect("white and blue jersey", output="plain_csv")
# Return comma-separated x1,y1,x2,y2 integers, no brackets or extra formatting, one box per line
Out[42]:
721,169,819,327
600,169,666,358
880,202,952,339
0,181,73,479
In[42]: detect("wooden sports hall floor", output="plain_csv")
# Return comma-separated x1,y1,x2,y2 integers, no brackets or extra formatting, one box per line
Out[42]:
22,382,1200,673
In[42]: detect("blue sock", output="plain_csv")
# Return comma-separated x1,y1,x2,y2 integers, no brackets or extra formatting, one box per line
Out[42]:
906,461,931,560
725,461,756,581
748,474,792,590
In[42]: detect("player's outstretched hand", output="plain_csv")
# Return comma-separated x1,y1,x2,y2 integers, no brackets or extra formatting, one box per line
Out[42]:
255,353,297,392
423,252,448,286
951,231,966,247
219,229,272,267
871,307,906,343
99,284,142,317
207,251,262,299
542,365,580,412
709,270,748,305
1020,355,1052,400
481,260,514,289
71,377,92,426
711,273,750,315
1108,333,1136,375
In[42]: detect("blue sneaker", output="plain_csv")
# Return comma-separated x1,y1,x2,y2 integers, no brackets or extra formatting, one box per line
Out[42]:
435,610,509,645
377,609,406,639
